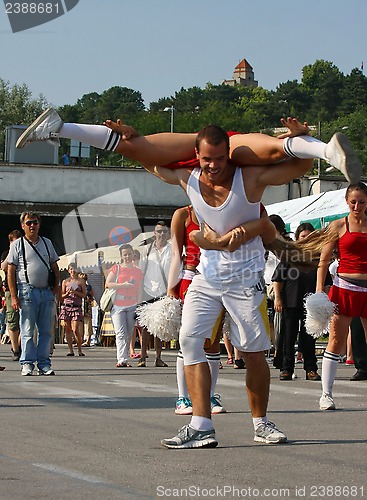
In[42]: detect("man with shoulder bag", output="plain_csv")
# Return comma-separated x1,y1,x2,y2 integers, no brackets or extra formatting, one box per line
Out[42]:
7,211,60,376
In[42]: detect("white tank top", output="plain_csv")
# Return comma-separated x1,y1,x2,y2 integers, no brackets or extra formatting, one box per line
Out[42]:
186,167,265,282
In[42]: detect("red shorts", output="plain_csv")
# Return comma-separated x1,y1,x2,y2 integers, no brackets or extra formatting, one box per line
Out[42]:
162,131,242,170
329,285,367,318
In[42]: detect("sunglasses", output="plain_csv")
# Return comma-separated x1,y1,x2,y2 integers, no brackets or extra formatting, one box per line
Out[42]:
25,220,39,226
155,229,168,234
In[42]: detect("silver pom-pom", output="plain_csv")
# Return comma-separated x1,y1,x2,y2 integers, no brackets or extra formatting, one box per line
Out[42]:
304,292,336,338
136,296,182,341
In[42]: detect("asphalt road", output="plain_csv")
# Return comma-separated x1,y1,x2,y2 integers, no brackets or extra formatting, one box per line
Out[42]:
0,344,366,500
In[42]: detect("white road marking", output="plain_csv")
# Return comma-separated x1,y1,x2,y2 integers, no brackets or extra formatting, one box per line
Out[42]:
106,379,177,394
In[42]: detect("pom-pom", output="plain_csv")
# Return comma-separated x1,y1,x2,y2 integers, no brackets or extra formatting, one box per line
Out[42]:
304,292,336,338
136,296,182,341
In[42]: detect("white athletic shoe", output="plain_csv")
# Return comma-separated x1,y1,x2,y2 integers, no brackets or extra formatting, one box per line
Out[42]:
21,363,33,376
319,393,336,411
175,397,193,415
254,421,287,444
161,424,218,449
16,108,63,148
210,394,226,414
325,132,362,184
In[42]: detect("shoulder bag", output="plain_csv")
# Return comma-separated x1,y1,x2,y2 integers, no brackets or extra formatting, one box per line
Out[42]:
100,265,119,312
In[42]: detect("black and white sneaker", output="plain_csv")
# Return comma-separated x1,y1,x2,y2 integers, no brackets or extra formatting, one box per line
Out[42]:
16,108,63,148
38,367,55,376
161,424,218,449
254,421,287,444
325,132,362,184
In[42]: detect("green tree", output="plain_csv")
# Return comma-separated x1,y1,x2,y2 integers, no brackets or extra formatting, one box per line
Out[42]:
0,78,47,160
340,68,367,115
301,60,344,121
272,80,312,120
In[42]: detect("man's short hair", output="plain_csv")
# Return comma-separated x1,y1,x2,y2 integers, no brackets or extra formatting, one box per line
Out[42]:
195,125,229,153
156,220,166,227
8,230,22,242
20,212,41,224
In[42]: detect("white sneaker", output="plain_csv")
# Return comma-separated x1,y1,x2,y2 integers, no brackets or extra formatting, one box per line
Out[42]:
161,424,218,449
254,421,287,444
325,132,362,183
16,108,63,148
210,394,226,414
319,393,336,410
21,363,33,376
175,397,192,415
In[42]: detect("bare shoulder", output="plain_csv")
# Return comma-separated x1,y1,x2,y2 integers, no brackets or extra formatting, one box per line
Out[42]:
172,206,189,222
330,218,345,233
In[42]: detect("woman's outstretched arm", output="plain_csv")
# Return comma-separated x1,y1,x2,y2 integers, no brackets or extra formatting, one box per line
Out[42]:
190,216,276,252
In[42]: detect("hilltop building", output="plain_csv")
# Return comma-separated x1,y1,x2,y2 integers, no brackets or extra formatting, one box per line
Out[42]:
222,58,258,88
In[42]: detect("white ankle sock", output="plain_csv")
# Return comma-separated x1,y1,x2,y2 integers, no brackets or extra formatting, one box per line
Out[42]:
322,351,339,395
253,416,268,430
59,123,121,151
206,352,220,397
283,136,326,160
176,351,189,399
190,416,213,431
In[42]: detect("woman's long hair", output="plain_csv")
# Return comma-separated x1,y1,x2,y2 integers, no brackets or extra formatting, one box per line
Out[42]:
265,224,339,271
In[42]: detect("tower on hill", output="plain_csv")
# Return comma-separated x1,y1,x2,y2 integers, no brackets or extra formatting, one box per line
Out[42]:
222,58,258,88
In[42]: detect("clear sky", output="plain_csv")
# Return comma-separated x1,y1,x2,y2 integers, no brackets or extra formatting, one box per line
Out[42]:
1,0,366,110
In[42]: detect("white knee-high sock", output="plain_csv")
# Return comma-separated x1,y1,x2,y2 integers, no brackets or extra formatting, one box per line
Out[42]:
59,123,121,151
283,136,326,160
176,350,189,399
322,351,339,395
206,352,221,397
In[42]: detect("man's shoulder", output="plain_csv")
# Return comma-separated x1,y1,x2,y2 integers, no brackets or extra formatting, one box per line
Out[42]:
40,236,58,252
40,236,53,245
9,238,22,251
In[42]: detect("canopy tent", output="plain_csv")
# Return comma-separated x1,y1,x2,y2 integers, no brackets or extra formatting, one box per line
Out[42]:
58,231,155,271
265,188,348,234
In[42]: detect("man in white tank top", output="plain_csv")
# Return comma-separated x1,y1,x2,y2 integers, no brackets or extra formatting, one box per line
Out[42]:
143,125,315,449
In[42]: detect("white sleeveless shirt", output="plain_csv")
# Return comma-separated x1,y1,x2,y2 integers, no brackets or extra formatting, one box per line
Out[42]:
186,167,265,282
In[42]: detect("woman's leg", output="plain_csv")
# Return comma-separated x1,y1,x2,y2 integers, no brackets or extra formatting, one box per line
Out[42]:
321,314,351,397
204,335,221,398
72,320,83,355
64,320,74,355
229,132,327,166
223,334,233,363
346,329,354,363
19,109,357,180
129,327,137,356
60,122,198,167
